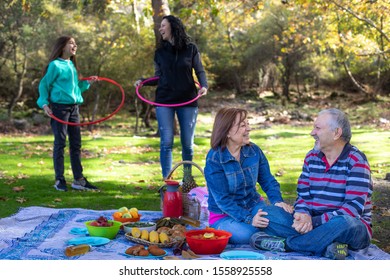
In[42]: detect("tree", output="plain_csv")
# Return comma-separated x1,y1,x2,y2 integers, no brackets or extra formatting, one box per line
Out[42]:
296,0,390,99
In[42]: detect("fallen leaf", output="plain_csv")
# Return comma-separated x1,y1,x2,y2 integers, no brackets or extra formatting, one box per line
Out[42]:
0,197,9,201
16,197,27,203
54,198,62,202
17,174,29,179
163,256,180,260
382,210,390,217
12,186,25,192
182,250,200,259
17,163,23,167
186,249,200,258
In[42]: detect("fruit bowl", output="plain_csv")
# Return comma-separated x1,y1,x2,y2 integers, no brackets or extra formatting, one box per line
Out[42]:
123,222,156,234
85,220,121,239
113,214,142,224
185,229,232,255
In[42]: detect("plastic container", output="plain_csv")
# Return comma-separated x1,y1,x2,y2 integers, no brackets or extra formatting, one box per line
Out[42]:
188,193,200,221
185,229,232,255
123,222,156,233
85,220,121,239
65,244,91,257
199,194,209,227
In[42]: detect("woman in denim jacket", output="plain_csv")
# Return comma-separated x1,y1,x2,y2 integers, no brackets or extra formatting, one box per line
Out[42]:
204,108,294,244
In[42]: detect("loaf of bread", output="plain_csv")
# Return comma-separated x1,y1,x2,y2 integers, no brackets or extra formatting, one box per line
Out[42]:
148,245,166,256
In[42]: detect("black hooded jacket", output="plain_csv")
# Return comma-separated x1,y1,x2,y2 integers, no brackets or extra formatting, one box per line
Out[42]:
152,41,208,106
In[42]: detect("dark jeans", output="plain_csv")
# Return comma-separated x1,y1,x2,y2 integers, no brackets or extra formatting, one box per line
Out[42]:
50,103,83,181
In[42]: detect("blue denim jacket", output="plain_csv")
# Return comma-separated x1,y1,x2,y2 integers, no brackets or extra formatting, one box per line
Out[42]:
204,143,283,224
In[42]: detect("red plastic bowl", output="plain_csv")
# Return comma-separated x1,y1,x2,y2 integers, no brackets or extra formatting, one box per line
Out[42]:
185,229,232,255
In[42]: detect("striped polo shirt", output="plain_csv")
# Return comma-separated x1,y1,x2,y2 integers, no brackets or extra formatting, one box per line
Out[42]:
294,143,373,237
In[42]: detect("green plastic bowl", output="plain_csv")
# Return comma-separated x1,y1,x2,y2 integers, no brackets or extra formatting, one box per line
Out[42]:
85,220,121,239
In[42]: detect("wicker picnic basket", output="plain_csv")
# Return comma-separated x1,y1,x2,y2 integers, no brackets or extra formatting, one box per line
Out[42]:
125,232,179,248
164,160,207,217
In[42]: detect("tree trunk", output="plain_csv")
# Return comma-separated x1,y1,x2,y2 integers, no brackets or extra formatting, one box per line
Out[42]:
281,55,291,101
7,50,27,121
342,61,376,101
141,0,170,133
152,0,170,46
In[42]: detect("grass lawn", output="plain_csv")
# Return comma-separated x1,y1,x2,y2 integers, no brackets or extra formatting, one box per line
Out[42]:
1,113,389,220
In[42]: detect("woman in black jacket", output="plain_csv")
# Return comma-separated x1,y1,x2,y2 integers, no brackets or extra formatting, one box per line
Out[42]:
136,15,208,179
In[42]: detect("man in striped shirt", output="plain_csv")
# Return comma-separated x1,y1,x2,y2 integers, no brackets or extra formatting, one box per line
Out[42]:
250,108,372,259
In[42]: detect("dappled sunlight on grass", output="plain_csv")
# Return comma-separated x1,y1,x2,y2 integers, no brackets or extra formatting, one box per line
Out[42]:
0,115,389,218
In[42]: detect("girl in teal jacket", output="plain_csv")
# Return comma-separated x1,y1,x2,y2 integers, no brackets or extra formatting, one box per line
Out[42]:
37,36,99,192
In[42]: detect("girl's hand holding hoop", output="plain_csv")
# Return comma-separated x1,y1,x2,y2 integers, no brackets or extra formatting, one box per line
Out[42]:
43,104,52,117
88,76,99,85
48,76,125,126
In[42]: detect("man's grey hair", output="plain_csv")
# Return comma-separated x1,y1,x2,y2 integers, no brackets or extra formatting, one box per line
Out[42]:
318,108,351,143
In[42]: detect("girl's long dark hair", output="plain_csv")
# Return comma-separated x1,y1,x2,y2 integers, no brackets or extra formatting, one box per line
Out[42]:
42,36,80,77
159,15,191,50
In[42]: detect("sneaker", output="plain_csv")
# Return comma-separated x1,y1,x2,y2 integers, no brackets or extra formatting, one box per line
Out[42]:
250,232,286,252
71,177,99,191
54,179,67,192
324,242,348,260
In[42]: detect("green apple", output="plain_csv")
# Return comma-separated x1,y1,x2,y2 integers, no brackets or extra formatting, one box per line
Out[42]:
118,207,128,213
122,212,132,218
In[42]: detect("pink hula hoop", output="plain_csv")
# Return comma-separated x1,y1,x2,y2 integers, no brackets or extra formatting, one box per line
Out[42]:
135,76,202,107
49,76,125,126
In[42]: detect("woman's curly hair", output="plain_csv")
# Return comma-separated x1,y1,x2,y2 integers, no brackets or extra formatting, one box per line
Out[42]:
159,15,191,50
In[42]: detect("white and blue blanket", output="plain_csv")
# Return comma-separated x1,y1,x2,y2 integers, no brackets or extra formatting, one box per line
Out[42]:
0,207,389,260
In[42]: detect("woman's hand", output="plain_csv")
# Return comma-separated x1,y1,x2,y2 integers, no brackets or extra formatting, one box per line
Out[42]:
88,76,99,85
198,87,207,96
42,104,52,117
274,202,294,214
251,209,269,228
134,80,142,87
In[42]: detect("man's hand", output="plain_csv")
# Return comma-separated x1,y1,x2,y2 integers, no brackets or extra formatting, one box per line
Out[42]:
252,209,269,228
292,212,313,234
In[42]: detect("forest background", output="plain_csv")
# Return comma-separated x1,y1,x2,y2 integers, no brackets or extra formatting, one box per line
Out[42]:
0,0,389,253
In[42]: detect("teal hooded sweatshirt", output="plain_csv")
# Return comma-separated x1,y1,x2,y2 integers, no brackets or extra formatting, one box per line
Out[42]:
37,58,90,108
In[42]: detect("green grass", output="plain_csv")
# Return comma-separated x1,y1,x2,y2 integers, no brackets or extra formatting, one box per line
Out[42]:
0,114,389,219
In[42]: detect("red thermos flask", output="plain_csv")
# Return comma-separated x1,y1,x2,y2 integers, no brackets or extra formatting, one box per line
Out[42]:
161,180,183,218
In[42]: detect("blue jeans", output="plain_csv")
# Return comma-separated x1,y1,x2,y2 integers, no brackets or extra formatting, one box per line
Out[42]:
51,103,83,181
211,202,294,244
156,106,198,178
283,215,371,256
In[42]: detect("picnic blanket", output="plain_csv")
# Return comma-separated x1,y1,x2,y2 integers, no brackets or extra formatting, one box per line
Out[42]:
0,206,389,260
